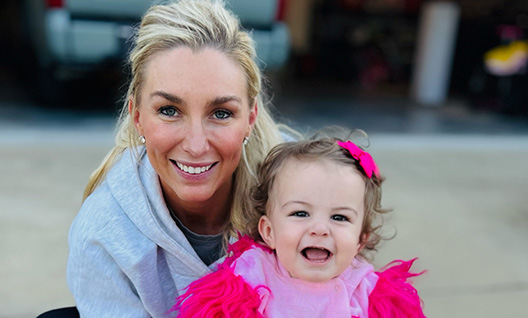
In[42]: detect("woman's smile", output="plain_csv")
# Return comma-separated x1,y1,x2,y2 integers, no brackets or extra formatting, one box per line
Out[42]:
172,160,216,175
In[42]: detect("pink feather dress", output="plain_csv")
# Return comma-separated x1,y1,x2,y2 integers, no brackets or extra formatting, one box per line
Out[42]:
172,237,426,318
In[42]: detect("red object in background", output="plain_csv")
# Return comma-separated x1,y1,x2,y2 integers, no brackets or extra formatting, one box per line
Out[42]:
338,0,421,13
277,0,286,21
338,0,364,11
404,0,421,13
46,0,64,8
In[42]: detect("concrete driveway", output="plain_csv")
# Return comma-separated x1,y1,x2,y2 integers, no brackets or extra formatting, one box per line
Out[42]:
1,104,528,317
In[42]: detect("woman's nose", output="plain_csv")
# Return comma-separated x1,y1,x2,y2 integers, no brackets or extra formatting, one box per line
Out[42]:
182,119,209,156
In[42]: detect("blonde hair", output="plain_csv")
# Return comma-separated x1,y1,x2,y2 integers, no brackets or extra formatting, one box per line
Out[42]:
250,137,391,260
83,0,294,237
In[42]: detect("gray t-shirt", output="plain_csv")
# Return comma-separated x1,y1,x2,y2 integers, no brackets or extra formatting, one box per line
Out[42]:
172,214,224,266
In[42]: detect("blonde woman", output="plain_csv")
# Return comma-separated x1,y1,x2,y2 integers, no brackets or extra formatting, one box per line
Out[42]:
66,0,296,316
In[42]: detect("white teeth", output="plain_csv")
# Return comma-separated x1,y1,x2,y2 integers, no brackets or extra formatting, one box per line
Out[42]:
176,162,213,174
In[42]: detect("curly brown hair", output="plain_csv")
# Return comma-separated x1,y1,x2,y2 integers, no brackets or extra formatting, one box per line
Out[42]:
249,136,392,260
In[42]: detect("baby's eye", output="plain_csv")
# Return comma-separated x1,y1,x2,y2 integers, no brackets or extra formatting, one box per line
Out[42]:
213,109,232,119
290,211,309,217
331,214,350,222
159,106,179,117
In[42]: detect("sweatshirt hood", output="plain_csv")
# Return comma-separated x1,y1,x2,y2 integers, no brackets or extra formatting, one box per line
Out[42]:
106,147,211,275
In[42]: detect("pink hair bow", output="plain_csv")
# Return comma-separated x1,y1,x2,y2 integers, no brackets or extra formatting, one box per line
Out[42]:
337,140,380,178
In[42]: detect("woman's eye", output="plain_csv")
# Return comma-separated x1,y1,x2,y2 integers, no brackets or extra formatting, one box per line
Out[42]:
213,109,232,119
331,214,350,222
291,211,309,217
159,106,178,117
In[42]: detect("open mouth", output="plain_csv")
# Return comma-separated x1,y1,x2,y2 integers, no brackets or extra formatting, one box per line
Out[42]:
301,247,332,262
171,160,216,175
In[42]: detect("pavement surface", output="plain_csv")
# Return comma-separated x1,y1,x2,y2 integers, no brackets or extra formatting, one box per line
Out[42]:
1,86,528,317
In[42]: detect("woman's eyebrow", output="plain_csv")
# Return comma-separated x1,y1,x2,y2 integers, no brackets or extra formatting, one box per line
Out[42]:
211,95,242,105
149,90,183,104
149,91,241,106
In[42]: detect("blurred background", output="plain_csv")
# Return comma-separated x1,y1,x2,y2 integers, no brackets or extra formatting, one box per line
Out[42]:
3,0,528,116
1,0,528,317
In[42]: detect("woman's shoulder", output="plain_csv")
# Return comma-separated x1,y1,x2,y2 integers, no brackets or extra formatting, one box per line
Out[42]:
75,147,149,230
70,180,159,269
105,147,145,185
72,148,147,246
71,181,129,243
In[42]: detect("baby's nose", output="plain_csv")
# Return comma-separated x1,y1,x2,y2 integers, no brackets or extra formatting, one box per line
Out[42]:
309,220,329,236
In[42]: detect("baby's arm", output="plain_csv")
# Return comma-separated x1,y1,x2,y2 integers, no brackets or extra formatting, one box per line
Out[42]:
368,259,427,318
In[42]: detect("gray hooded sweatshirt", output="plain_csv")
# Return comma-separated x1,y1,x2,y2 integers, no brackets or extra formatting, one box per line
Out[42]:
67,148,221,317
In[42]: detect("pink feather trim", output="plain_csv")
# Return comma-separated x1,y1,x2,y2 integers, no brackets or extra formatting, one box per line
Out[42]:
368,258,427,318
172,236,270,318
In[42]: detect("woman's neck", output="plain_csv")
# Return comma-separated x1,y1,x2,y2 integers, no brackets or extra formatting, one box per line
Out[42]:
162,182,233,236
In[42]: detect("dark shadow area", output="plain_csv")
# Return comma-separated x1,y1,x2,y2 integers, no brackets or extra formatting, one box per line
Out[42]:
1,0,527,136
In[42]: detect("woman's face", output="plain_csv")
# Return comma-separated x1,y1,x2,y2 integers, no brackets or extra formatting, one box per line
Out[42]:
133,47,256,207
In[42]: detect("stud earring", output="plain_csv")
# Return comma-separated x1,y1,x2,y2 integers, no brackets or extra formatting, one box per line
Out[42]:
243,136,249,146
138,135,146,144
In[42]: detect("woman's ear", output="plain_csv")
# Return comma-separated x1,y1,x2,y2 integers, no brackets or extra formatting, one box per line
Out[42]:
247,99,258,136
258,215,275,249
129,98,142,134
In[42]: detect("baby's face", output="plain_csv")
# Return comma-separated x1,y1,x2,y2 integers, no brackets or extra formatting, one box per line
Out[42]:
258,158,366,282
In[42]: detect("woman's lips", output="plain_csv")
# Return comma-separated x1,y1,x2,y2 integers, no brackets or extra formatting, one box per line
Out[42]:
171,160,217,175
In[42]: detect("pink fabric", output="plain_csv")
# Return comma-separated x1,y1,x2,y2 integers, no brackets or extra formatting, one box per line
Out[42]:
369,259,427,318
173,238,426,317
232,246,378,318
173,237,267,318
174,266,265,318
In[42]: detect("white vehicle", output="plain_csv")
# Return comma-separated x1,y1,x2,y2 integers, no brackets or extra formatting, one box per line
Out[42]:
28,0,289,104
